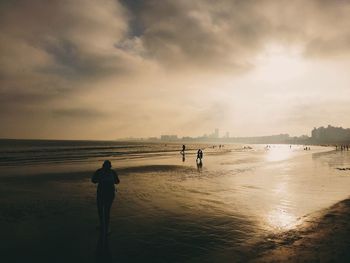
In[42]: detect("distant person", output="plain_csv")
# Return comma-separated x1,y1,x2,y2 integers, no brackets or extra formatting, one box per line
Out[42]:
92,160,120,235
181,145,186,162
197,149,203,163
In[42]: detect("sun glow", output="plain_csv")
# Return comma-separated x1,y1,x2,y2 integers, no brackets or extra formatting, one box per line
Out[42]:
253,44,308,83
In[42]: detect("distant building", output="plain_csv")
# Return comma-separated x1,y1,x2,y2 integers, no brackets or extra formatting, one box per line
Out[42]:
214,128,219,138
311,125,350,143
208,128,219,139
160,135,178,141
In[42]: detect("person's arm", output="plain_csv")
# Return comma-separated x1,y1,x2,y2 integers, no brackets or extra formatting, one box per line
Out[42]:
91,170,99,184
113,170,120,185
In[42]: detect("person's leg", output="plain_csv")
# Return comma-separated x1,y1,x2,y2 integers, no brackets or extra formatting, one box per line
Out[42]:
104,194,115,232
97,194,103,228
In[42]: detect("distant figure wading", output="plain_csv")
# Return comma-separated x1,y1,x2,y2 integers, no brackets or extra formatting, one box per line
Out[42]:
92,160,120,234
196,149,203,163
180,144,186,155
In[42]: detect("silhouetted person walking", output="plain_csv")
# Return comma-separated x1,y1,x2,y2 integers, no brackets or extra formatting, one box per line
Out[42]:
92,160,120,236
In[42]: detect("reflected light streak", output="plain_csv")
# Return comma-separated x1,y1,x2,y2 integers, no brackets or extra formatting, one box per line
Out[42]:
267,208,297,231
265,145,293,162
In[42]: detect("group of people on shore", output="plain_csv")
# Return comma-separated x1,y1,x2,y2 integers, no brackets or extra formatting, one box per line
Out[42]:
336,145,349,151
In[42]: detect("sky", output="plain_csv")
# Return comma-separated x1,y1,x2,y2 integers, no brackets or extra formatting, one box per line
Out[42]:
1,0,350,140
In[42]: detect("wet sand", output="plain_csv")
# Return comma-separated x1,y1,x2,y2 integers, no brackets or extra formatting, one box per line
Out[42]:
2,170,350,262
1,145,350,262
252,198,350,262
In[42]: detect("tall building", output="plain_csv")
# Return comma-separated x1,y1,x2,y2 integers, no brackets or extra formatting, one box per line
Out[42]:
214,128,219,138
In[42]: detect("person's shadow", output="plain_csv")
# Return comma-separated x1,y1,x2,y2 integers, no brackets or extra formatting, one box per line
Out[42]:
182,153,186,162
95,235,113,263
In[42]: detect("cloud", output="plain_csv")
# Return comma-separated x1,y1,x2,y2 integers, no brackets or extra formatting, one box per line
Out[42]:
0,0,139,85
51,108,108,119
0,0,143,122
2,0,350,138
119,0,350,68
3,0,350,85
120,0,270,71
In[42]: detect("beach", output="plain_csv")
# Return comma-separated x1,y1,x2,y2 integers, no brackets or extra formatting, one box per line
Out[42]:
252,198,350,262
1,141,350,262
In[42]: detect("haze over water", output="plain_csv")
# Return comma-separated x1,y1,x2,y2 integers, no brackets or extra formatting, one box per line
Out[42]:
1,140,350,262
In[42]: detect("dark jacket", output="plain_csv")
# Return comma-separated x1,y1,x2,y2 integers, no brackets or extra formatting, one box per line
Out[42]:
92,168,120,197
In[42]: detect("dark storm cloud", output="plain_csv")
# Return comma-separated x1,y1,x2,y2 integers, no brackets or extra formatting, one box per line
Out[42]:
121,0,270,70
2,0,350,91
119,0,350,68
0,0,134,122
38,38,131,79
0,0,131,83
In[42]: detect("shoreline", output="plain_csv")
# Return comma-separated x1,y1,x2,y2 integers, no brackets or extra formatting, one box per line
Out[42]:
251,197,350,262
1,146,349,262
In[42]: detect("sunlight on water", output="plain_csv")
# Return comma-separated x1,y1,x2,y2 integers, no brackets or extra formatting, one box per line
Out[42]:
264,172,298,230
265,145,293,162
267,208,297,230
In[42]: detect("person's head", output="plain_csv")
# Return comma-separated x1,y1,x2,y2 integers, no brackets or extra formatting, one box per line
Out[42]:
102,160,112,169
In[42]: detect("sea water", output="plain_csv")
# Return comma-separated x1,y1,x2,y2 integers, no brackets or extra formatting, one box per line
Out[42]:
1,140,350,262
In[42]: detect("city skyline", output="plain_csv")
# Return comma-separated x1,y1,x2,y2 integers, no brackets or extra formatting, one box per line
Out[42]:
119,125,350,145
